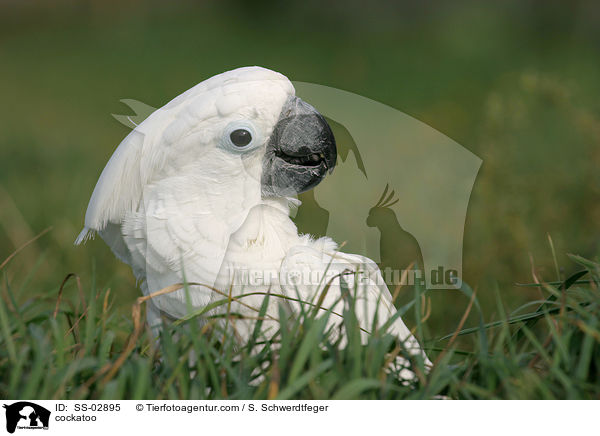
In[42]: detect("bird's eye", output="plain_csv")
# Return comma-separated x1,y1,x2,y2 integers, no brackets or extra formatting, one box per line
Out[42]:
230,129,252,147
222,120,260,152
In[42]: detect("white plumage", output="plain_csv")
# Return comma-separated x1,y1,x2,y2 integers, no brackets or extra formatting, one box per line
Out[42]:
76,66,429,370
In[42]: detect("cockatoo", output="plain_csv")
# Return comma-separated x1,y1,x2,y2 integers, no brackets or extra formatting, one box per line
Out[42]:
75,66,429,370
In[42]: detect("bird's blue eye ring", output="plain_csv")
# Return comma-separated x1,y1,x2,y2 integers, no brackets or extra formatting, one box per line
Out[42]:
222,120,260,152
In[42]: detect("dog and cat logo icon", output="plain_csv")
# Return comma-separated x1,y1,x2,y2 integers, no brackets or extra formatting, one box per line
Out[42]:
2,402,50,433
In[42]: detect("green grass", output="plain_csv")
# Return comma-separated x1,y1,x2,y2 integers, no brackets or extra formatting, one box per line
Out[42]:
1,245,598,400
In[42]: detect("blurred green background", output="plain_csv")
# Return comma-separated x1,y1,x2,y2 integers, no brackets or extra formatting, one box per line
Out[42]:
1,0,598,336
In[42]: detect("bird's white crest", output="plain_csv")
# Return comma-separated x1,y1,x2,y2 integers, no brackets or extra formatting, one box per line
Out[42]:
76,66,294,244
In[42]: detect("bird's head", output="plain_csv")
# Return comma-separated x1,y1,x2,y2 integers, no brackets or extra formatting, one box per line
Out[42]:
77,67,337,239
158,67,337,199
366,184,400,228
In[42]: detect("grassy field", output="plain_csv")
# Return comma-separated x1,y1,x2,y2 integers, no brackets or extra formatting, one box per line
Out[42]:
0,1,599,399
1,249,599,399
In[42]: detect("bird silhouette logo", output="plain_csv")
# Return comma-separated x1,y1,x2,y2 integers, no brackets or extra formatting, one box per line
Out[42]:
367,184,423,282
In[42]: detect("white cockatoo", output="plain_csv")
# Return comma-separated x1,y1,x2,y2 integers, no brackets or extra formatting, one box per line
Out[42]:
76,66,429,370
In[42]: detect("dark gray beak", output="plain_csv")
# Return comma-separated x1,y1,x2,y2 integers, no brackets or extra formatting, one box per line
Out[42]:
261,95,337,197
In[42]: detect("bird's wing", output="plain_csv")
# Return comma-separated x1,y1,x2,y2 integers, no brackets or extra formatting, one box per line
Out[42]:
280,241,428,360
